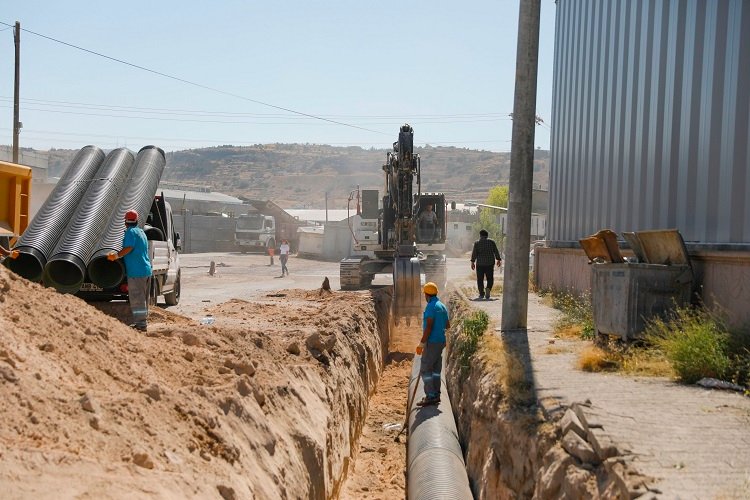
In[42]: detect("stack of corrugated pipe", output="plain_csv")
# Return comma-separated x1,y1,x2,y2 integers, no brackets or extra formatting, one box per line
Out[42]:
4,146,165,293
406,355,473,499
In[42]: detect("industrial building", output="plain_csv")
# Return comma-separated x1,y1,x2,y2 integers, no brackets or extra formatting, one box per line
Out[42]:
538,0,750,326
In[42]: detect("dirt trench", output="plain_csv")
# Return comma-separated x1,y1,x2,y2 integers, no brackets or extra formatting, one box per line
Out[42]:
0,264,416,499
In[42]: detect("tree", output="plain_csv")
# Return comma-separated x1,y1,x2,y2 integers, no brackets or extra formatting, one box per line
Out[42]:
473,185,509,250
486,185,509,208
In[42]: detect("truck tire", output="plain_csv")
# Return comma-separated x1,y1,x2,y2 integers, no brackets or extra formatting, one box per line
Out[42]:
164,273,180,306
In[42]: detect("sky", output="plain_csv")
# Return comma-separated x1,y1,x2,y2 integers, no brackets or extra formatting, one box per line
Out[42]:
0,1,557,154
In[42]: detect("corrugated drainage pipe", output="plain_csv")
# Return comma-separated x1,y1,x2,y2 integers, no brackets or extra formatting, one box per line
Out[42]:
44,148,135,293
87,146,166,288
4,146,105,282
407,355,473,499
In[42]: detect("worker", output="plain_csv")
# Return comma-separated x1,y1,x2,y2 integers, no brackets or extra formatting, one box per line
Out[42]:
107,210,152,332
268,246,275,266
415,282,451,407
279,239,290,277
418,203,438,241
470,229,502,300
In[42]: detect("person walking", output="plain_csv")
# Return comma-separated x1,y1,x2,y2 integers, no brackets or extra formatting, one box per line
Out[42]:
107,210,152,332
415,282,450,407
470,229,502,300
279,239,290,277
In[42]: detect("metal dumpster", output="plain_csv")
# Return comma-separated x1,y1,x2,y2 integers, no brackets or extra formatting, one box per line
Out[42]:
583,229,693,340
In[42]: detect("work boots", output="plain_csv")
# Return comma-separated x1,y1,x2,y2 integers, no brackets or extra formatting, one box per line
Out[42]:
485,288,491,300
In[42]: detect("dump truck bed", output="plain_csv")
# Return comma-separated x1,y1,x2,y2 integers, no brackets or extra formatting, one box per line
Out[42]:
0,161,32,243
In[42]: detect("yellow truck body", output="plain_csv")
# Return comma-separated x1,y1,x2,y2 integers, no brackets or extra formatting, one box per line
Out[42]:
0,160,32,245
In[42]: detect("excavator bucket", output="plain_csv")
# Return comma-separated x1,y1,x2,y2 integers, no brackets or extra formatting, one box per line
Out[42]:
392,256,421,325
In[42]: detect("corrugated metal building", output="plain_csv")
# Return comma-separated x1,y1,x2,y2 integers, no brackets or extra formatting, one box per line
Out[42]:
540,0,750,326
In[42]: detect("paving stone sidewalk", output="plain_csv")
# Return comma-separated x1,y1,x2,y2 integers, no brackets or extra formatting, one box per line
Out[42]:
467,291,750,499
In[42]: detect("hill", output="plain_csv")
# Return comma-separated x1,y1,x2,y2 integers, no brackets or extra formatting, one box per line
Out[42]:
42,144,550,209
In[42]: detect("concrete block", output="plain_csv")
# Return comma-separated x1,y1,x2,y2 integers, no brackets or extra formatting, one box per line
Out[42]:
588,426,619,461
562,430,599,465
561,408,588,440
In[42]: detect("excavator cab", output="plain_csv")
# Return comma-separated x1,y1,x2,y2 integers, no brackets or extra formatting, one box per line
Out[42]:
415,195,446,245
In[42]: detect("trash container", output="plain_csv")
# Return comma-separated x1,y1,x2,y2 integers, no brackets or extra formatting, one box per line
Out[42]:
583,229,693,341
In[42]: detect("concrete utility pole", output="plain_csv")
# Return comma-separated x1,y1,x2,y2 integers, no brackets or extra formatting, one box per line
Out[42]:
13,21,21,163
501,0,541,333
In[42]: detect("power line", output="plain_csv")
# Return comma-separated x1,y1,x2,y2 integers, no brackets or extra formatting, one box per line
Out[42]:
0,96,514,123
0,103,516,126
0,20,390,137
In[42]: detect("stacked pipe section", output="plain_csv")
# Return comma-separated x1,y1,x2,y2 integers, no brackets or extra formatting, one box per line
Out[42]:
87,146,166,289
406,356,472,499
43,148,135,293
4,146,105,282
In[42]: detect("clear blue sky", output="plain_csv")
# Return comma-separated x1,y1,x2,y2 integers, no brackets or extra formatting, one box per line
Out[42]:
0,1,557,153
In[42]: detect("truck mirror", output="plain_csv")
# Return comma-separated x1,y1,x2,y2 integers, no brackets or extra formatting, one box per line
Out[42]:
175,232,182,251
451,201,456,210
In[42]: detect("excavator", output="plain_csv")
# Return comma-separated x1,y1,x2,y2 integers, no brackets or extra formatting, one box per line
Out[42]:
340,124,448,324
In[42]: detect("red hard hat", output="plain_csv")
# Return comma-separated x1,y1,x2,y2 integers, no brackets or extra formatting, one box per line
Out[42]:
125,210,139,223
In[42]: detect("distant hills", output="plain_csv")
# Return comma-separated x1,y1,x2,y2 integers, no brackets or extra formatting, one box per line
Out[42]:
43,144,550,209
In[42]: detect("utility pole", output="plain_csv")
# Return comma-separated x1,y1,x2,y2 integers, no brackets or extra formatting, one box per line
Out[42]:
501,0,541,333
12,21,21,163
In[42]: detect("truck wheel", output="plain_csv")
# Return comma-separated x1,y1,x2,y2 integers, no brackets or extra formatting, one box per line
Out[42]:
164,273,180,306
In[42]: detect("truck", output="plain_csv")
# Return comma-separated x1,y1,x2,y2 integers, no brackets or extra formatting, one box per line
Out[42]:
234,211,299,254
340,124,448,324
0,160,32,252
78,194,182,306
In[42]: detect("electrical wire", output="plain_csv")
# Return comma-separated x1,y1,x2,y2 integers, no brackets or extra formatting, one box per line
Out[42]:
0,20,389,136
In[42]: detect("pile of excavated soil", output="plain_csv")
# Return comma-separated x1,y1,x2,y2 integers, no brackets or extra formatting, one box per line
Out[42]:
0,266,389,499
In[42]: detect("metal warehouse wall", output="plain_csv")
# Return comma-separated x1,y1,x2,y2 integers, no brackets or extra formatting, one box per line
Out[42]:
549,0,750,247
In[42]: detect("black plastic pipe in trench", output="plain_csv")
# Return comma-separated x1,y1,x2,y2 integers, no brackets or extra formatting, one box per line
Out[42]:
87,146,166,288
406,356,473,499
44,148,135,293
4,146,106,282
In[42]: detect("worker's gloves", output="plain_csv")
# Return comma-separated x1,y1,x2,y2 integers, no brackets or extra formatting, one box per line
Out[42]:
9,250,19,259
470,262,475,271
106,251,118,261
497,259,502,268
416,342,426,355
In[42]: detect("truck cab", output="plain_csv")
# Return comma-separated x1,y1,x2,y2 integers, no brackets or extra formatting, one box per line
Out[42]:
235,213,276,253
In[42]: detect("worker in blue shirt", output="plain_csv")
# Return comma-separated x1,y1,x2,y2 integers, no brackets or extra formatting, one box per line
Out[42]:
416,282,451,407
108,210,152,332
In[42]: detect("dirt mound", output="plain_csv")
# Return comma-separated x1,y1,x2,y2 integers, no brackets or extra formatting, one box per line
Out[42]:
0,266,388,498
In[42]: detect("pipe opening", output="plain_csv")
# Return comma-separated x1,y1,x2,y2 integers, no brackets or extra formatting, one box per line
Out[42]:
87,255,124,289
3,247,45,282
44,254,85,293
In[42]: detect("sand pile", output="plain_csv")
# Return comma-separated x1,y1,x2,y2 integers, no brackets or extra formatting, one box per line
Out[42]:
0,266,388,499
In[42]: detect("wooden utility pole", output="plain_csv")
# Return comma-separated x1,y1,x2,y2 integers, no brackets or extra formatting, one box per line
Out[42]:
13,21,21,163
501,0,541,333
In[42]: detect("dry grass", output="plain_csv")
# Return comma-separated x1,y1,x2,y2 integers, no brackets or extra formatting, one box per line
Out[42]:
577,343,674,377
477,333,535,406
556,325,584,340
545,345,570,355
577,346,619,372
619,351,674,377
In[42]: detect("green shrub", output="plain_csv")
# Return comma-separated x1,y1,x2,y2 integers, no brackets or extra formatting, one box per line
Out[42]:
544,290,595,340
456,309,490,375
645,307,731,384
